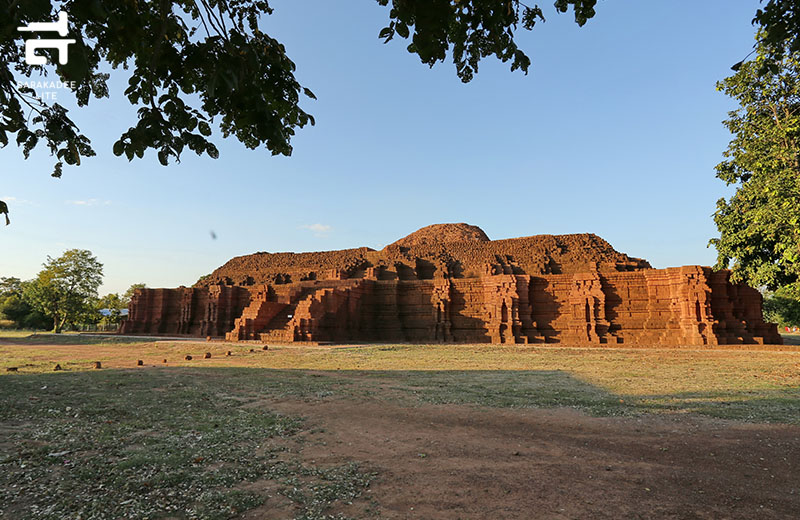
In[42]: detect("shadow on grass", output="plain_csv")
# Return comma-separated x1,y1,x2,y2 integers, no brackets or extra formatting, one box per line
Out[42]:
631,389,800,423
0,333,154,346
0,369,373,520
361,369,630,415
781,333,800,346
4,367,798,424
1,367,798,518
337,369,800,424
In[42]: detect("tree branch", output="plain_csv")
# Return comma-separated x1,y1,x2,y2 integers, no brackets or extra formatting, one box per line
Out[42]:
199,0,228,41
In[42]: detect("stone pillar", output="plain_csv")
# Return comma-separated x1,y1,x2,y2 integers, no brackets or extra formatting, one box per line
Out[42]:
567,270,610,344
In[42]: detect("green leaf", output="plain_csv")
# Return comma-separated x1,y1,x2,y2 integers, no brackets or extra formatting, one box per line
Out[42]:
206,143,219,159
158,149,170,166
395,22,410,39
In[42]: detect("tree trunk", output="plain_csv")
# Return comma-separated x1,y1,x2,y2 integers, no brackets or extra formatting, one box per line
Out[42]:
52,314,61,333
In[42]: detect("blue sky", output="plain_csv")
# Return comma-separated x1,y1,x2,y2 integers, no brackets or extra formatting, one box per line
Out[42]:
2,1,761,295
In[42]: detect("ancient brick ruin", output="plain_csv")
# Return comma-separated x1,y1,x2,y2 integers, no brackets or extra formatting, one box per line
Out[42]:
121,224,782,346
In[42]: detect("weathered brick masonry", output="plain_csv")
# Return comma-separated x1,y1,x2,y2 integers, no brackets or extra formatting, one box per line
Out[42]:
121,224,781,345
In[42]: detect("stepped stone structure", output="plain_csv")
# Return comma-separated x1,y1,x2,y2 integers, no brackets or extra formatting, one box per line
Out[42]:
121,224,782,346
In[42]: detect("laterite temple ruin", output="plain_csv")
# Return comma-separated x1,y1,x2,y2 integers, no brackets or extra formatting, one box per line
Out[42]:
121,224,782,346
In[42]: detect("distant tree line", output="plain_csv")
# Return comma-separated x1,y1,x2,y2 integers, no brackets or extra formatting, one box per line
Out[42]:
0,249,144,332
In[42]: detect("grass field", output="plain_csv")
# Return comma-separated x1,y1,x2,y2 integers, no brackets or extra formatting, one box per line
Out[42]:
3,333,799,423
1,333,799,518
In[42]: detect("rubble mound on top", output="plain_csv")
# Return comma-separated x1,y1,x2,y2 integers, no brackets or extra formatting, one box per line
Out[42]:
197,223,651,287
389,223,490,248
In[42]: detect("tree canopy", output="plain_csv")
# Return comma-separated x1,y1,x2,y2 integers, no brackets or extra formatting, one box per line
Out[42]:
124,283,147,304
0,276,49,329
1,269,144,331
96,292,125,327
0,0,642,179
24,248,104,332
711,40,800,296
763,285,800,328
754,0,800,68
0,199,9,225
3,1,798,181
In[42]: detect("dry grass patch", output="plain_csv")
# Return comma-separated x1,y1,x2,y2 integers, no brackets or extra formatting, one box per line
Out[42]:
2,334,799,424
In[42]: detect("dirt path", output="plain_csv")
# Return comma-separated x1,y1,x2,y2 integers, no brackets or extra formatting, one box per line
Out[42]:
262,398,800,519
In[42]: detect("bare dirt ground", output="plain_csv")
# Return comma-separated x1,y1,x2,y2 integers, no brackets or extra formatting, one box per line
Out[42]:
263,398,800,519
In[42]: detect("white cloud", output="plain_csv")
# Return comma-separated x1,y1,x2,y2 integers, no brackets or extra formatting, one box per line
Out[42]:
300,223,332,237
302,223,332,233
1,196,35,206
66,199,111,206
